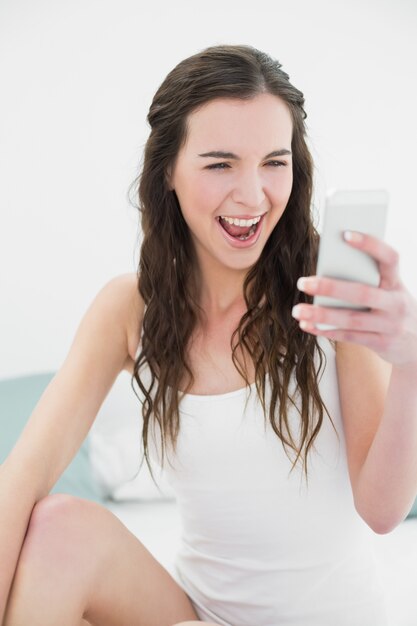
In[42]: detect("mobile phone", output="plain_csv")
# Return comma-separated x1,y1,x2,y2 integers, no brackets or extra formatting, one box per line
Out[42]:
313,189,389,330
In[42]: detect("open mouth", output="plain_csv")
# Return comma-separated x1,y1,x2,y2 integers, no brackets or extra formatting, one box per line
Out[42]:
216,214,265,242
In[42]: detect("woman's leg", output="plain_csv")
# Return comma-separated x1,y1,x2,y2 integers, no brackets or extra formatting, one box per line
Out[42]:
4,493,200,626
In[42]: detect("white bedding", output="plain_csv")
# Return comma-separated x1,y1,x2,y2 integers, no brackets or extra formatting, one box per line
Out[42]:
105,499,417,626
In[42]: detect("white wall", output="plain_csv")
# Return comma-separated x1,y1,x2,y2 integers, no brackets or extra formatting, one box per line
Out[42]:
1,0,416,378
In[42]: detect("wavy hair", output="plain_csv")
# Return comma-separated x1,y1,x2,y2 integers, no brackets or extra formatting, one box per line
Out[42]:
128,44,337,490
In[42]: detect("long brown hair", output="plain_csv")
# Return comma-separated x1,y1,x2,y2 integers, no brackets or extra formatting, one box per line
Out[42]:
128,44,337,490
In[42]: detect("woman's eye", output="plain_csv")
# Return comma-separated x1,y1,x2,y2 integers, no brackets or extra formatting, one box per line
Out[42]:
267,160,287,167
206,162,230,170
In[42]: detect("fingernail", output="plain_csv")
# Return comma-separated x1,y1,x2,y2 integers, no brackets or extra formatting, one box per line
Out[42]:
297,277,318,291
344,230,363,242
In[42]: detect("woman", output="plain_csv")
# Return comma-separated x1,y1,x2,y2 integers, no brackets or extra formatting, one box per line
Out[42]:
2,44,417,626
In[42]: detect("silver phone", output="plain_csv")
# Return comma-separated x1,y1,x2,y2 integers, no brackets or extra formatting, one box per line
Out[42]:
313,189,389,330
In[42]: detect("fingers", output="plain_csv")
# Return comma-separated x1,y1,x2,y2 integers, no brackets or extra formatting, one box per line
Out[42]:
297,229,402,310
293,234,417,364
296,275,406,314
291,302,393,351
291,304,401,335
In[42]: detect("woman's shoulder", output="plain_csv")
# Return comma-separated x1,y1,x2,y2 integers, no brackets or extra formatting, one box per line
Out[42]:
104,272,144,371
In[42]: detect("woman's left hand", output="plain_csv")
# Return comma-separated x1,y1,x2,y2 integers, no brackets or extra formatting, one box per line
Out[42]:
292,231,417,368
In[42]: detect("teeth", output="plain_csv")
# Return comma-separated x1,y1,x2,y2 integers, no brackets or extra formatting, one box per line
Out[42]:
220,215,262,227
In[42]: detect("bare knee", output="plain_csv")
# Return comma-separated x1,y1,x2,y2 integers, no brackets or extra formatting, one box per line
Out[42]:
27,492,94,535
29,492,101,530
4,494,102,625
13,495,101,593
21,493,102,569
27,492,107,545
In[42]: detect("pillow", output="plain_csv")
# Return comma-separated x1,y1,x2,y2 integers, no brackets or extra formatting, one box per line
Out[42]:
0,372,104,503
89,370,176,501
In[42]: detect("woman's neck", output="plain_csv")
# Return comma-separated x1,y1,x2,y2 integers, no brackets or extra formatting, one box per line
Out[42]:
196,266,248,318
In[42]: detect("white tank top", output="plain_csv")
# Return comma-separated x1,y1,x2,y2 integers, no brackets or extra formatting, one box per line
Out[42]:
134,335,388,626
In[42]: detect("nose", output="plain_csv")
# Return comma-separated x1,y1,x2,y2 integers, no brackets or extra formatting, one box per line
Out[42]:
231,168,265,209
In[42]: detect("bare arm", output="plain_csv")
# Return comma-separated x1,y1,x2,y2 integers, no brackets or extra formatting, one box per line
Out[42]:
296,231,417,534
0,272,143,622
354,362,417,533
0,465,42,624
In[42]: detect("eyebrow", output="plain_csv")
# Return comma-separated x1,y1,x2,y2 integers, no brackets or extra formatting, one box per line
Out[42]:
197,149,292,159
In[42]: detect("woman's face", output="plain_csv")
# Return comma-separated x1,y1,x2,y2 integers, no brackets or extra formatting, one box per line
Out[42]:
168,93,294,273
